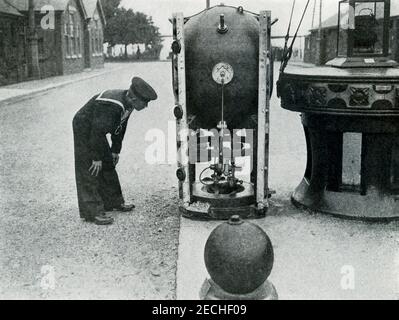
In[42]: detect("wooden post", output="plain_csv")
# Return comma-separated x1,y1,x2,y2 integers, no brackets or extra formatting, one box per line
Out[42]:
173,13,191,206
256,11,271,211
28,0,40,79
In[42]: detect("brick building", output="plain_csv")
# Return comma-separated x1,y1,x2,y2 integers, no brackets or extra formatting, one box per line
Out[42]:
304,2,399,65
0,0,105,86
0,0,27,85
83,0,105,69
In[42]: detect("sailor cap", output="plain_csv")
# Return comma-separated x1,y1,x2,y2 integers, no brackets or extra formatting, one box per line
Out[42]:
130,77,158,103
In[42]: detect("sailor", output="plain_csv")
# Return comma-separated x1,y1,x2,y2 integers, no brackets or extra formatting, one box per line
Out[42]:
72,77,158,225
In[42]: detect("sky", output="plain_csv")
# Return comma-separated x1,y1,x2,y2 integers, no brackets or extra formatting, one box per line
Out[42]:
118,0,342,59
120,0,342,37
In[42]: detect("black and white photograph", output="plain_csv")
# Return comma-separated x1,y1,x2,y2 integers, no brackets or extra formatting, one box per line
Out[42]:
0,0,398,302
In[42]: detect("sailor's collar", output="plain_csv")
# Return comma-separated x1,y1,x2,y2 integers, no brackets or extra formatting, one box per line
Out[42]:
95,91,126,113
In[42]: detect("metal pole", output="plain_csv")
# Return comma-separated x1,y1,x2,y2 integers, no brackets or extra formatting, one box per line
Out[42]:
256,11,271,211
311,0,316,29
300,35,303,59
206,0,210,9
28,0,40,79
316,0,323,65
173,13,191,207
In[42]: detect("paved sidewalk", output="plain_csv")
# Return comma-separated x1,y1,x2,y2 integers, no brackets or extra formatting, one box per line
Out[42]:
0,63,126,105
175,65,399,300
176,207,399,300
0,61,180,299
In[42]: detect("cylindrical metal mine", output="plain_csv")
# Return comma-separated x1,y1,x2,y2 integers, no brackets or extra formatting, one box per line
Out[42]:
172,6,272,220
184,6,260,129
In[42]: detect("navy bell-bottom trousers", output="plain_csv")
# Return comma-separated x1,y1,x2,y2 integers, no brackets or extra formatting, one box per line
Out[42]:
72,118,124,220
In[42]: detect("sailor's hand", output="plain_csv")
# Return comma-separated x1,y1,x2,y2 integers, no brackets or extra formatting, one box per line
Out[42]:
112,153,120,166
89,160,102,176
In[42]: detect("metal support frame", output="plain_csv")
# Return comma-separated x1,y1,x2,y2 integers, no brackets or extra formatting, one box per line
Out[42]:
256,11,272,210
173,13,191,206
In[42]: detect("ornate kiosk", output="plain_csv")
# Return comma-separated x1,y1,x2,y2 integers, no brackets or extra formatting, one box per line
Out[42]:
278,0,399,220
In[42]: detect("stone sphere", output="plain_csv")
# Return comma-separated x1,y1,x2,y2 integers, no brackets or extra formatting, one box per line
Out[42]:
204,215,274,295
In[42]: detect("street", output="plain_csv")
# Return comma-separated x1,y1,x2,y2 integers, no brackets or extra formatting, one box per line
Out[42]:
0,62,180,299
0,61,398,300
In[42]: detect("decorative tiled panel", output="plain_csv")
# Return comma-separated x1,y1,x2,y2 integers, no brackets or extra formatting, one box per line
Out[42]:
328,84,348,93
307,86,327,107
282,83,296,105
280,77,399,114
349,87,370,106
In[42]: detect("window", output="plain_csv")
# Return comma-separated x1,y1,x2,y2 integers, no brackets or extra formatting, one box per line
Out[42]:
92,23,96,55
18,33,25,61
38,37,44,58
95,20,99,55
64,17,68,35
92,19,102,56
0,29,4,60
76,24,81,55
64,14,69,56
11,23,17,47
64,5,81,58
69,13,75,55
98,26,103,54
64,13,70,56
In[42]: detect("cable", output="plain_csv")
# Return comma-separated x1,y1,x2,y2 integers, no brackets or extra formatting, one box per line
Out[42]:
280,0,311,74
280,0,296,74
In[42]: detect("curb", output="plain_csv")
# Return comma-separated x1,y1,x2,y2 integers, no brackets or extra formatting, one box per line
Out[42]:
0,66,125,106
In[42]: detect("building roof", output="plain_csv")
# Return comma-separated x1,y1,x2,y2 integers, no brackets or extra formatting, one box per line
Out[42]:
11,0,87,14
81,0,105,24
11,0,69,11
0,0,107,24
311,1,399,31
0,0,23,16
82,0,97,17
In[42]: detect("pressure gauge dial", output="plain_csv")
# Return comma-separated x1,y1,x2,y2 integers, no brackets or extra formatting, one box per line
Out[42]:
212,62,234,85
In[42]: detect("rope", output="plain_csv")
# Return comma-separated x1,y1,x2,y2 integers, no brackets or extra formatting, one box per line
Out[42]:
280,0,296,74
287,0,296,43
280,0,311,74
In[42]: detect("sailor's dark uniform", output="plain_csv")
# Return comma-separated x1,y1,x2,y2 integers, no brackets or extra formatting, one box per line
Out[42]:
72,90,131,221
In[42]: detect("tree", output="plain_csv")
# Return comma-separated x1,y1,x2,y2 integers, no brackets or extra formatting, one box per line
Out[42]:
142,20,163,60
104,7,124,47
100,0,121,21
102,0,122,45
104,7,163,60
